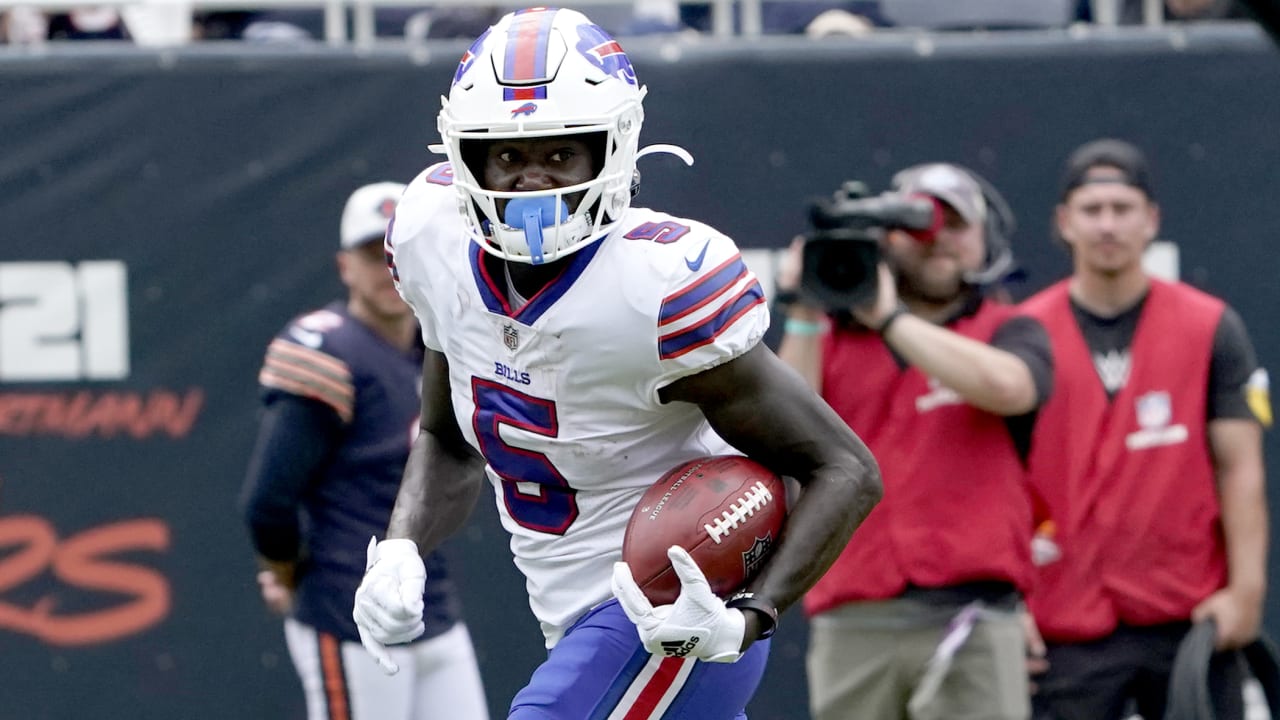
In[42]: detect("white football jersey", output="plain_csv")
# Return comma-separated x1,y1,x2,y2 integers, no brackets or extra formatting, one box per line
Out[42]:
387,162,770,646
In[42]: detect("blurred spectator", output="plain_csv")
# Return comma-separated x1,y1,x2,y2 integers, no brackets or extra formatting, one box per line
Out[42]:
679,1,889,34
2,4,137,43
805,8,877,36
194,5,501,42
47,6,130,40
618,0,683,34
402,5,504,41
1075,0,1251,22
883,0,1076,29
193,11,262,41
1,5,49,44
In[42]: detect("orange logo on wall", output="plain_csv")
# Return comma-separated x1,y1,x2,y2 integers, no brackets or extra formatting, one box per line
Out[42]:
0,499,171,645
0,388,203,439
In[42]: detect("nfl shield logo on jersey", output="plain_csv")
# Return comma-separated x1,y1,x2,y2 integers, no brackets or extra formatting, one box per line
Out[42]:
1135,390,1172,429
503,323,520,351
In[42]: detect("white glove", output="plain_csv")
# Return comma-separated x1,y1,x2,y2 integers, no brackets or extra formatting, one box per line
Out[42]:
611,545,746,663
352,536,426,674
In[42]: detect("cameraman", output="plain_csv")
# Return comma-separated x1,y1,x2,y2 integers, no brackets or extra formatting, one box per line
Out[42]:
776,163,1054,720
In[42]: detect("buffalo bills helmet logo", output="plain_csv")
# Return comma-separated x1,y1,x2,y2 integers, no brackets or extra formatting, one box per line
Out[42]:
453,29,490,86
511,102,538,117
575,24,637,86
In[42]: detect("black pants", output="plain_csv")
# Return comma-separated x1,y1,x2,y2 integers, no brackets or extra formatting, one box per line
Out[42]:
1033,622,1245,720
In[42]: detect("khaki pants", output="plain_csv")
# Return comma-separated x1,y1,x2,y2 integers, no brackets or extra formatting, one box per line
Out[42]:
807,598,1030,720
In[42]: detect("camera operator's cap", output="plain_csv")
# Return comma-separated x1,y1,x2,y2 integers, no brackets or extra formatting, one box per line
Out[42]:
1059,138,1153,201
892,163,987,226
341,181,406,249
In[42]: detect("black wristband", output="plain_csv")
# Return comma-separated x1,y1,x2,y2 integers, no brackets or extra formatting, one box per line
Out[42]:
773,289,801,308
726,592,779,639
877,305,909,336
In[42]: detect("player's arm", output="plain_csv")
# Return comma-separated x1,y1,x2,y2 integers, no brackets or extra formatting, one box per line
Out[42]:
878,311,1050,416
240,395,343,581
1193,308,1269,649
1199,417,1267,648
661,343,883,646
774,237,825,391
385,348,486,556
355,348,485,673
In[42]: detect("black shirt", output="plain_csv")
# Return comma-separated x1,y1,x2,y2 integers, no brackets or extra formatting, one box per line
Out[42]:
1069,293,1258,421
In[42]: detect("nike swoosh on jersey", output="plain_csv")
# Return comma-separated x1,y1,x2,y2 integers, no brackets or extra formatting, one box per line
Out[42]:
685,240,711,271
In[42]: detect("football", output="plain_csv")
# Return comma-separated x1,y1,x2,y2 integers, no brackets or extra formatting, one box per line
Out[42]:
622,455,787,606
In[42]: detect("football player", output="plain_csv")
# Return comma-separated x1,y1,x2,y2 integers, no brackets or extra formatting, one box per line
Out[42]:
240,182,489,720
353,8,883,719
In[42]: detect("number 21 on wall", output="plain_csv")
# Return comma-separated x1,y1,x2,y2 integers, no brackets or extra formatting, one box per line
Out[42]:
0,261,130,382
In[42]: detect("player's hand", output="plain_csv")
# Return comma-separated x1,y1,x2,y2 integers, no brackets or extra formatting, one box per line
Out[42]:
612,545,746,663
850,263,900,330
352,536,426,674
257,569,294,616
1192,586,1262,650
1022,610,1049,693
775,235,805,295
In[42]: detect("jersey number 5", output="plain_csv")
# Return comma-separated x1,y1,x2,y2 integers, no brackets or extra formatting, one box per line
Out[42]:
471,379,579,535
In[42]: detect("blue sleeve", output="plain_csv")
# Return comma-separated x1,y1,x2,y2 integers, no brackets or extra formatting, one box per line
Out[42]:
239,394,342,561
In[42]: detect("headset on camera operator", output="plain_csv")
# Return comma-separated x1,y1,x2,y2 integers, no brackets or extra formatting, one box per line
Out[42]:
776,163,1056,720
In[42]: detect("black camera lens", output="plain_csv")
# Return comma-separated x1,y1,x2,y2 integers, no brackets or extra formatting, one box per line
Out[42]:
815,246,874,294
801,231,881,309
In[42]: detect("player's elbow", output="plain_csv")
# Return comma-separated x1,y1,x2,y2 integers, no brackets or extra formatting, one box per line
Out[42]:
836,444,884,521
241,494,301,561
854,453,884,510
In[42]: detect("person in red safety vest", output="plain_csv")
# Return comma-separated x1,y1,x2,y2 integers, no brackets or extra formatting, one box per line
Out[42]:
1021,138,1271,720
777,162,1052,720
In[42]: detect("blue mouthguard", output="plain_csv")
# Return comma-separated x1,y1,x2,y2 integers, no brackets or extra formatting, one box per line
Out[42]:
504,196,570,265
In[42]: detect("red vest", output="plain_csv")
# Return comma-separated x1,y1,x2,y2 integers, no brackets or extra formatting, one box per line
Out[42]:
1021,279,1226,643
803,300,1034,617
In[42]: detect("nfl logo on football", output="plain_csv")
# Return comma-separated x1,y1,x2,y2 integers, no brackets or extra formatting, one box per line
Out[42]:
742,535,774,579
503,323,519,352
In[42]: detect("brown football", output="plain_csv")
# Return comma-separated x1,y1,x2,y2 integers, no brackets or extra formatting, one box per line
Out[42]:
622,455,787,606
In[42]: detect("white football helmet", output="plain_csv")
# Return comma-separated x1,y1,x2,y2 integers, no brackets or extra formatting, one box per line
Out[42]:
438,7,647,265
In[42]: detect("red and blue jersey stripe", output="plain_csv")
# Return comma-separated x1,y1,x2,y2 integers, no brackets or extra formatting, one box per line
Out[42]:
657,254,765,360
